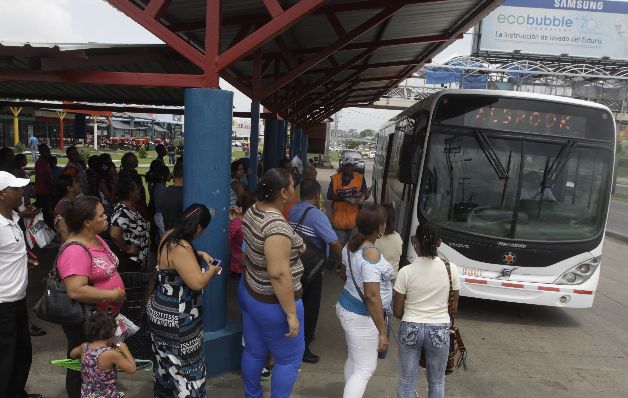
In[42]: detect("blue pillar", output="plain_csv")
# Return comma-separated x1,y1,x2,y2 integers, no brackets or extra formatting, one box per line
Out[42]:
263,119,276,172
278,120,288,161
290,125,301,159
183,88,242,377
248,100,260,190
301,130,309,163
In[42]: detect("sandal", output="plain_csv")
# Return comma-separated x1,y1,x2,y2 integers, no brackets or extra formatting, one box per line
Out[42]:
29,325,47,337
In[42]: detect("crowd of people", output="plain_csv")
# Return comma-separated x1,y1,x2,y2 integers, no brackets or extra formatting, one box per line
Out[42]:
0,143,460,398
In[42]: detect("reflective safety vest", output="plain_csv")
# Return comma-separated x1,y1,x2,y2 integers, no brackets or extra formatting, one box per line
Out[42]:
331,172,364,230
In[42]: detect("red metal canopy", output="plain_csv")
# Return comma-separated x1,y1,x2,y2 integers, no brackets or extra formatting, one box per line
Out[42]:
0,0,501,126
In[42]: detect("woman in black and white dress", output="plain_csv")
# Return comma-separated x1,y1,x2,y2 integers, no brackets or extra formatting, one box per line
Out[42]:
109,179,150,272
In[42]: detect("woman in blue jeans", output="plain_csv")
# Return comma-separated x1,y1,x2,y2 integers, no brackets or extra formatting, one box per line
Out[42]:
393,223,460,398
238,168,306,398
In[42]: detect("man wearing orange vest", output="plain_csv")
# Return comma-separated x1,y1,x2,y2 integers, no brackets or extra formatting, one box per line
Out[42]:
327,159,370,246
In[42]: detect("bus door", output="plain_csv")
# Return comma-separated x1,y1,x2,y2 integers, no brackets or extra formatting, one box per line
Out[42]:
379,133,396,204
397,111,429,266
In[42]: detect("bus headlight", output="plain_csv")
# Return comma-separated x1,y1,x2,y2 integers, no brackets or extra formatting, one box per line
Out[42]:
555,257,600,285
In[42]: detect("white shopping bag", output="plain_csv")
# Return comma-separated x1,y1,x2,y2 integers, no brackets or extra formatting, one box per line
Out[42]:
24,211,56,249
114,314,140,342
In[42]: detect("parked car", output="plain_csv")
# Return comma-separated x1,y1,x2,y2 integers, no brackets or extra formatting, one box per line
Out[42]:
339,150,365,174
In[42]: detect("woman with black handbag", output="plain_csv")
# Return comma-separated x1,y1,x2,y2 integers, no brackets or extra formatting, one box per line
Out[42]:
56,196,126,398
393,222,460,398
336,205,394,398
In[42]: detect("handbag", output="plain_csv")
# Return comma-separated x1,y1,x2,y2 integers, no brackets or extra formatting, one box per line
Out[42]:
34,241,95,325
419,260,467,375
294,207,327,283
346,248,391,359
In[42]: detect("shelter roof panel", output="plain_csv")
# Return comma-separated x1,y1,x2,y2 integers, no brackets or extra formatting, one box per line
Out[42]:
352,80,391,89
360,66,407,79
0,81,184,106
382,0,476,40
0,0,501,124
368,43,433,64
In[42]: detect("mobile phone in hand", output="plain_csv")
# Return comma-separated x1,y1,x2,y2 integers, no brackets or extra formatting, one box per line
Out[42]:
211,259,222,275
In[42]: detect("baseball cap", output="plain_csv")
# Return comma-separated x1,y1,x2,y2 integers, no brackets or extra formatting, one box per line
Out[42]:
0,171,30,191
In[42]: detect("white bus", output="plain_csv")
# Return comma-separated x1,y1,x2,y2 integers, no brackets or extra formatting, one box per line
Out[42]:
373,90,615,308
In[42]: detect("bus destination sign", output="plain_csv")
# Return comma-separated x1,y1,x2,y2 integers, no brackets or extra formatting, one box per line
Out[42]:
463,106,587,136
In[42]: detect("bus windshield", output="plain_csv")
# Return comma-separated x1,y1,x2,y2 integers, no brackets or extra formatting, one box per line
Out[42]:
419,128,612,241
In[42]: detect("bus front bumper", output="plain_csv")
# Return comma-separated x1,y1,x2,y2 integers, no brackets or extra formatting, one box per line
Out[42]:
460,276,596,308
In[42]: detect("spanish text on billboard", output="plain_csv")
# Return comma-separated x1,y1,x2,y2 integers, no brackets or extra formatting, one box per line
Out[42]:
479,0,628,60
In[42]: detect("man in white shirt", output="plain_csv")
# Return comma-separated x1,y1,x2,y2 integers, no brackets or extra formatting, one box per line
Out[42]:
0,171,41,398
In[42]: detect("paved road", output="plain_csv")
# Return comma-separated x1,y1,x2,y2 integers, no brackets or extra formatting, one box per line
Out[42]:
608,200,628,237
615,184,628,196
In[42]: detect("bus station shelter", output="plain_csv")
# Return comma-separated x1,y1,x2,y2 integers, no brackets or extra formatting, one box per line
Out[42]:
0,0,500,376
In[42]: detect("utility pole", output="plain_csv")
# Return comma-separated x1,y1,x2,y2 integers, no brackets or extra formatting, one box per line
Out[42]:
333,110,341,149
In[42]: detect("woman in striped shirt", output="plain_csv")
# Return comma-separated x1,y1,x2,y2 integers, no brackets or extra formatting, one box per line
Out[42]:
238,168,306,398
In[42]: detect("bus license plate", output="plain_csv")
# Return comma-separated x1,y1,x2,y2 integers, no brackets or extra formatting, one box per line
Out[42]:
462,267,483,277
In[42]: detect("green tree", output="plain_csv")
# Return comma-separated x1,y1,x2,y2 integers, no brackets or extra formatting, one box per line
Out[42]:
359,129,375,138
174,137,184,155
618,140,628,156
346,139,360,149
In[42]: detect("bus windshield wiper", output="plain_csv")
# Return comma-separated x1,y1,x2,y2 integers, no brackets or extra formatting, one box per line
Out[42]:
474,130,509,179
541,139,577,189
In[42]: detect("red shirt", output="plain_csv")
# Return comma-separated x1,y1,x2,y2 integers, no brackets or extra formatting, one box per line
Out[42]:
34,157,53,195
229,217,244,274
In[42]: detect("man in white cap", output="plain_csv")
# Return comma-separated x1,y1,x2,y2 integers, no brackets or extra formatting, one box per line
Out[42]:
0,171,42,398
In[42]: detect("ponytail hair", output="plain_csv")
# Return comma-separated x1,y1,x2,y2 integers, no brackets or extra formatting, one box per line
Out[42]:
415,222,441,258
257,168,292,202
158,203,211,256
147,204,211,303
347,205,387,252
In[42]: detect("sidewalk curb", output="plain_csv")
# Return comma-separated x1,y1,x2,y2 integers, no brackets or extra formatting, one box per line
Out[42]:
606,230,628,244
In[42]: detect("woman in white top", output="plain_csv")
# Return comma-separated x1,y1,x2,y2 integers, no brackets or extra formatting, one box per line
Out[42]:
393,222,460,398
336,205,394,398
374,204,403,280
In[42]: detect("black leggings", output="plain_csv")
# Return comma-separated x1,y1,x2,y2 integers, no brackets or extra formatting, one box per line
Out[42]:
62,324,85,398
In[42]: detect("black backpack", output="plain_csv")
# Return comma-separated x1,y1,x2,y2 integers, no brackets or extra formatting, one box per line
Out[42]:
293,207,327,283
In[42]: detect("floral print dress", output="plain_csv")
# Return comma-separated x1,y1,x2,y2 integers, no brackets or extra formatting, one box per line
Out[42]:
81,344,118,398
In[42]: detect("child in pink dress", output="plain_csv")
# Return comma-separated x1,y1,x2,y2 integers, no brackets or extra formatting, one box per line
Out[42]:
70,311,137,398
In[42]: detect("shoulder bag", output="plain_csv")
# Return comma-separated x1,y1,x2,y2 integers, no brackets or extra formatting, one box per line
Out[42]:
419,260,467,375
34,241,95,325
346,247,391,359
294,207,327,283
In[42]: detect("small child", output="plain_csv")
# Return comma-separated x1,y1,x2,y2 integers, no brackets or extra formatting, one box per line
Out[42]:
70,311,137,398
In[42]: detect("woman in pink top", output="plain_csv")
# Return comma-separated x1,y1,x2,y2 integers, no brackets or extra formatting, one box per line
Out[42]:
56,196,126,398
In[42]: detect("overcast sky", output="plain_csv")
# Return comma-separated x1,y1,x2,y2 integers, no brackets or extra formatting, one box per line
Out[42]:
0,0,472,131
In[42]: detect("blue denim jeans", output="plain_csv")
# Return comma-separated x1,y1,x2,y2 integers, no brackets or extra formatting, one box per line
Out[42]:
238,279,305,398
396,322,450,398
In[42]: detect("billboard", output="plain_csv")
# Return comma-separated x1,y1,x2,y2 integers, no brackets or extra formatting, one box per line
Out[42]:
477,0,628,60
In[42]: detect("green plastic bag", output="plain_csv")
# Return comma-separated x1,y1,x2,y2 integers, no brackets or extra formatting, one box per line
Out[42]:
50,358,153,372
